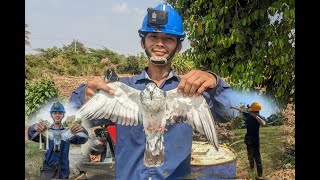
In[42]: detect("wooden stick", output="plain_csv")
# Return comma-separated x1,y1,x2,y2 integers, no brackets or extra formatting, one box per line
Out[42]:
46,129,49,150
39,132,42,150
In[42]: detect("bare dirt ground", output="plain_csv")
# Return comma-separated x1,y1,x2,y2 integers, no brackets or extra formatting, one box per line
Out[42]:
51,74,132,101
51,75,98,101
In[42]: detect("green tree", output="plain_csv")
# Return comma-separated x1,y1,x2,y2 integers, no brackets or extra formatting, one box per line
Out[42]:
171,53,196,75
63,40,87,54
25,78,60,121
25,24,31,46
34,46,63,59
118,53,148,74
166,0,295,106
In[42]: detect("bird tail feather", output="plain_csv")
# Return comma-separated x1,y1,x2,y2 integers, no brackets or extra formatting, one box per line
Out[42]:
144,131,164,167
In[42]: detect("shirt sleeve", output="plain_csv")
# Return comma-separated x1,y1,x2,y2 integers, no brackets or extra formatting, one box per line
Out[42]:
68,83,86,109
203,72,235,123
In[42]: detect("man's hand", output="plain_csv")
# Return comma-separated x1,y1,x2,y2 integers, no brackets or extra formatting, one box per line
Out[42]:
34,120,47,133
70,123,84,134
178,70,217,97
249,111,258,117
85,77,116,101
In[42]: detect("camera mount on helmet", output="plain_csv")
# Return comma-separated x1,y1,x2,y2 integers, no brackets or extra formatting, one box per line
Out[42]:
147,7,168,28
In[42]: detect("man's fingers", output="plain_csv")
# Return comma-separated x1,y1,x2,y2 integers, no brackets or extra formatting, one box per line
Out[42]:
71,124,83,134
86,88,96,97
178,70,197,95
86,78,115,96
36,123,45,132
98,83,115,95
73,127,83,134
70,124,77,132
178,70,217,97
189,77,206,96
196,80,212,95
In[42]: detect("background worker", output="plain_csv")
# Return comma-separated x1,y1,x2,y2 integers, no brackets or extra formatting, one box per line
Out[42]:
230,102,266,179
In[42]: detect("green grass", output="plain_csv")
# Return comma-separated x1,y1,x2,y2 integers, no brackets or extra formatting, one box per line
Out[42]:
25,140,44,178
230,126,288,178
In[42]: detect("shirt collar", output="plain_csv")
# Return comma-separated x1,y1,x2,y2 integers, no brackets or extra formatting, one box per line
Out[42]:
50,123,64,130
136,67,180,82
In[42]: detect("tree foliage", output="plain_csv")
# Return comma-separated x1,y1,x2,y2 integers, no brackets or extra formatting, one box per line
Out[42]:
172,53,196,75
25,41,127,79
26,40,197,79
118,53,148,74
166,0,295,106
25,78,60,119
25,24,31,46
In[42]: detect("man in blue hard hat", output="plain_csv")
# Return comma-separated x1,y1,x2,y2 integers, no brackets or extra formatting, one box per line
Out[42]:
69,3,234,179
28,102,89,179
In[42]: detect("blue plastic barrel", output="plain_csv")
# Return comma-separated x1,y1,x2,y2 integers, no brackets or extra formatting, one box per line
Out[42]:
188,141,237,179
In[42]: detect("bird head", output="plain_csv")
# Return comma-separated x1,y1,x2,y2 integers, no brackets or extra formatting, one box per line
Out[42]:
145,83,157,92
140,83,166,113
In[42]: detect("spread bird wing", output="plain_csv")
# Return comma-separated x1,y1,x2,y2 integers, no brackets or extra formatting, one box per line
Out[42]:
40,129,88,141
60,129,89,141
165,88,219,150
76,81,143,126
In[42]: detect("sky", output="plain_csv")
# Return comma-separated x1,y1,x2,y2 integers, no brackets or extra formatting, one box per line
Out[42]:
25,0,191,56
227,91,279,118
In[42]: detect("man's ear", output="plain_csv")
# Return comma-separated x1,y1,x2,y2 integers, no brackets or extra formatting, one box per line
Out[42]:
176,43,182,53
140,39,145,50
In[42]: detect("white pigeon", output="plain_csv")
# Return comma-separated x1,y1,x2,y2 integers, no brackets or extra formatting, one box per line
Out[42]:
48,128,88,152
76,81,219,167
33,128,88,152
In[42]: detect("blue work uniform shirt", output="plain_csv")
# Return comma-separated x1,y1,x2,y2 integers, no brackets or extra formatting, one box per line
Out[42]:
28,124,88,179
69,68,234,180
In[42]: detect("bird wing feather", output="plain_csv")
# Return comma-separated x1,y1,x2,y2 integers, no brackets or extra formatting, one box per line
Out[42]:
76,81,143,126
165,88,219,150
60,129,89,141
41,129,88,142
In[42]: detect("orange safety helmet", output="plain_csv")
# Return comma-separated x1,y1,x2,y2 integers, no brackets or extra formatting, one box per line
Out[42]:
248,102,262,111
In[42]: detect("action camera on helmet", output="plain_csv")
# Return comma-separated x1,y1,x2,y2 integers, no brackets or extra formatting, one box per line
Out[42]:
147,8,168,26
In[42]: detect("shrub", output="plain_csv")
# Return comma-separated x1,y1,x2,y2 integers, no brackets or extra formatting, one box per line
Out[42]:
118,54,148,74
172,53,195,75
266,113,284,126
25,78,61,123
227,116,246,130
281,104,295,168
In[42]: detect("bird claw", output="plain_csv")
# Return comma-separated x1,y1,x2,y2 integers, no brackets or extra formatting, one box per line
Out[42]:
144,127,154,133
157,127,167,132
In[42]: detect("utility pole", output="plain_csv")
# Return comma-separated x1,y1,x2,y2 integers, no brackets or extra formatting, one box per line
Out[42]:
74,40,77,53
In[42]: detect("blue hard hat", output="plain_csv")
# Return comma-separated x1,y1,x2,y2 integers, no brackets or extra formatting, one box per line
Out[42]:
138,3,185,42
50,102,66,113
